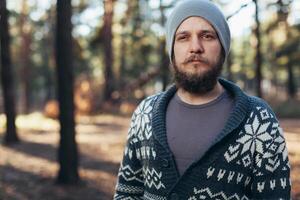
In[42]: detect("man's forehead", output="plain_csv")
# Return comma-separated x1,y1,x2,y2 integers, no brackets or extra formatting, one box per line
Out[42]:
176,16,216,33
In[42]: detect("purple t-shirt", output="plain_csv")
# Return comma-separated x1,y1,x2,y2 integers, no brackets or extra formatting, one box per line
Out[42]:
166,90,234,175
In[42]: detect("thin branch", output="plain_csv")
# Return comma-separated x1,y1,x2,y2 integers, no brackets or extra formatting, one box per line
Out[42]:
227,3,251,20
119,67,160,97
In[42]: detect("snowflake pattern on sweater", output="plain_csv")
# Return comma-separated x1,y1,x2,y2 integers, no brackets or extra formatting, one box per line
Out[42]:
114,79,291,200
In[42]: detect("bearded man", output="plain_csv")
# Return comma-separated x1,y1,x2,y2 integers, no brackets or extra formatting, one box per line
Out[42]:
114,0,291,199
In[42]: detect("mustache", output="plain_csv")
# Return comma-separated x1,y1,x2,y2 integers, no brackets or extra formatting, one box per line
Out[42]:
183,55,209,65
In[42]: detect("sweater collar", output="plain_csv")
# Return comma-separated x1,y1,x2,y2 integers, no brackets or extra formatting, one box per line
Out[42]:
151,78,251,152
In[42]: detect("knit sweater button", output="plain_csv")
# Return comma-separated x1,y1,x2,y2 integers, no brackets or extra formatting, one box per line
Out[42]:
162,159,169,168
170,192,179,200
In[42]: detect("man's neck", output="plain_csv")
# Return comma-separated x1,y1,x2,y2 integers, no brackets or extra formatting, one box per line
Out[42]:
177,82,224,105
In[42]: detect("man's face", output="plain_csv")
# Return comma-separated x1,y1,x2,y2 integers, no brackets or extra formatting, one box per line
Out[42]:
173,16,224,94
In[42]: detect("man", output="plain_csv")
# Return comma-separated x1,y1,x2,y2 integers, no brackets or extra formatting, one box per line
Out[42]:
114,0,291,199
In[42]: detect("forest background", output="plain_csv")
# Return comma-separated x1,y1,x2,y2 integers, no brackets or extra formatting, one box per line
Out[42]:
0,0,300,199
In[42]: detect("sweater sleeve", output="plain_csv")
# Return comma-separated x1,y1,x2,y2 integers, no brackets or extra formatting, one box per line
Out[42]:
113,107,145,199
250,114,291,199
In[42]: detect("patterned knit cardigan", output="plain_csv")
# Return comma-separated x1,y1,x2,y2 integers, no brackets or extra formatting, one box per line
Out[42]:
114,79,291,200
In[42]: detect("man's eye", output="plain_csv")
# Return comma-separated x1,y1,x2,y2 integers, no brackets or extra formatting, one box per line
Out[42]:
202,34,215,40
177,36,187,41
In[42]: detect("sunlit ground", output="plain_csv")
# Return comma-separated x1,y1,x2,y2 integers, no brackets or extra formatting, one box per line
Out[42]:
280,119,300,199
0,114,299,199
0,113,128,200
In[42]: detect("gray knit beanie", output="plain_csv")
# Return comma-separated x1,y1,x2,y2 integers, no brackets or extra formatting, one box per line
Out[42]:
166,0,231,62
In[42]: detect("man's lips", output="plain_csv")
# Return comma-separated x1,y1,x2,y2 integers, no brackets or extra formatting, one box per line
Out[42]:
183,55,209,65
188,60,208,65
190,60,203,63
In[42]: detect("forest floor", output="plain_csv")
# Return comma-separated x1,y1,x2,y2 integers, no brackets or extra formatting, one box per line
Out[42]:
0,113,299,200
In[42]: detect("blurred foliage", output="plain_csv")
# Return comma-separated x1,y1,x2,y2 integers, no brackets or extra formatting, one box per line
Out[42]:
272,99,300,118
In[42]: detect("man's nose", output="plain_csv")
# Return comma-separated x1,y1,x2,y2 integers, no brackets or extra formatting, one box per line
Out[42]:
189,37,204,54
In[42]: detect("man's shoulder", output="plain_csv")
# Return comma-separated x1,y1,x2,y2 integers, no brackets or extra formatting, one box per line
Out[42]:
132,92,163,114
248,95,273,111
144,92,163,103
247,94,278,121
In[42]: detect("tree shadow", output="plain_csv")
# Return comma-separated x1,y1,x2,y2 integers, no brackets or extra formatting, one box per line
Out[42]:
2,139,120,175
0,165,112,200
77,121,126,132
19,120,127,135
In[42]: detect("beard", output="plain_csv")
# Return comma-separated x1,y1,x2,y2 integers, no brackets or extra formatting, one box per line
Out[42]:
173,53,224,95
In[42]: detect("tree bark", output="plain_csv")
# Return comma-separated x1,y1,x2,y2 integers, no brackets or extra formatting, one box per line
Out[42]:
119,31,126,87
253,0,263,98
55,0,79,184
19,0,32,113
43,6,56,103
0,0,19,144
159,0,170,91
159,38,169,91
119,0,131,90
287,62,296,98
226,51,233,81
281,1,297,99
103,0,115,101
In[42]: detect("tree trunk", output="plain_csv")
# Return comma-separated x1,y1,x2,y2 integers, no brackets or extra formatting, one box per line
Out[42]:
0,0,19,144
118,0,131,90
159,38,169,91
253,0,263,98
287,62,296,98
103,0,115,102
43,6,56,103
55,0,79,184
159,0,170,91
282,3,297,99
119,32,126,88
226,51,233,81
19,0,32,113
